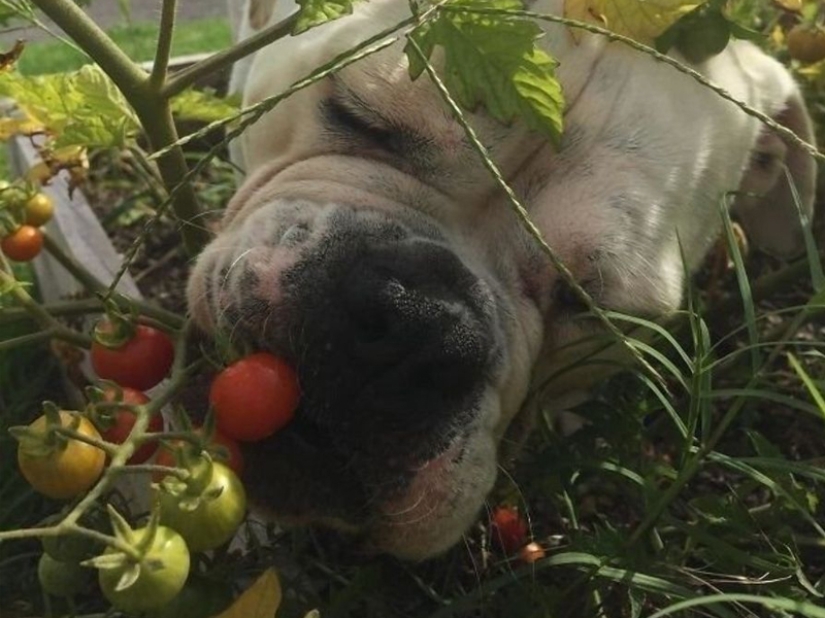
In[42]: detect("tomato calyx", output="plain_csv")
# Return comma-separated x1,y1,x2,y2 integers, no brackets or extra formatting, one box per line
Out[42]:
9,402,85,458
88,505,190,613
92,312,138,350
84,505,170,589
157,446,221,507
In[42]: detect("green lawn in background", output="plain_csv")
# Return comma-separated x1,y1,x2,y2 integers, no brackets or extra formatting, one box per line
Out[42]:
17,16,231,75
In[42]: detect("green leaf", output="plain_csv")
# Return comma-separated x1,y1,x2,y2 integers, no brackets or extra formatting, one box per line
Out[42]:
293,0,360,35
0,65,139,149
406,0,564,143
170,90,240,124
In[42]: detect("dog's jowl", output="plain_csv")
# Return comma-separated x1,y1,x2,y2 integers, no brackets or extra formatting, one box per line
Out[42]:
187,0,817,559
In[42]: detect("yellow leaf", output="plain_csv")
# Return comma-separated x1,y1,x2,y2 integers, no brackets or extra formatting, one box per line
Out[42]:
0,116,44,140
212,568,282,618
772,0,802,12
564,0,703,44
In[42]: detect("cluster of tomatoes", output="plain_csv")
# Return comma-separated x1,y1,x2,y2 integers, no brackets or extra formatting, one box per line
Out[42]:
0,182,54,262
13,313,301,613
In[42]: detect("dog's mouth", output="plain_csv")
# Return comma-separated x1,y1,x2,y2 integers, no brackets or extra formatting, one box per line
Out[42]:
240,401,474,536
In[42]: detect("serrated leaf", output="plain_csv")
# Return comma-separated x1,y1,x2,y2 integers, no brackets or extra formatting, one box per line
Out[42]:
170,89,240,123
0,65,139,150
407,0,564,142
212,568,282,618
293,0,360,35
565,0,704,44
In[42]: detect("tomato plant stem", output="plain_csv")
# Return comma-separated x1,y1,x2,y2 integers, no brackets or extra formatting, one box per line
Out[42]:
110,463,188,480
42,234,185,329
150,0,177,91
53,427,119,457
30,0,210,256
0,268,91,348
161,10,299,99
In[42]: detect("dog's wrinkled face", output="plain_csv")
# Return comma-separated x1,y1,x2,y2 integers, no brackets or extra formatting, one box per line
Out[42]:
188,1,815,559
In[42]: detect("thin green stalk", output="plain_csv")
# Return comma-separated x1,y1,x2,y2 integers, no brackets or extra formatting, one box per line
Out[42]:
0,269,91,348
162,10,300,98
0,298,104,326
150,0,177,90
53,427,119,456
42,233,185,329
0,330,57,351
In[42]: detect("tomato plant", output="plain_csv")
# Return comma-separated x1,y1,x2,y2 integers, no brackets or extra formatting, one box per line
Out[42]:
15,410,106,500
490,506,528,555
38,553,93,597
41,512,106,563
95,386,163,464
91,320,175,390
1,225,44,262
96,509,190,614
24,192,55,227
153,427,244,480
158,460,247,553
210,352,300,442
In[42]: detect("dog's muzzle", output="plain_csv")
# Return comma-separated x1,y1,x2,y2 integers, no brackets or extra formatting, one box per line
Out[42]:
193,203,500,528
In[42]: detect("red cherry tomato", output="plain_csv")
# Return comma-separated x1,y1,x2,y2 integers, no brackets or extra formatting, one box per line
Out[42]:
91,321,174,390
153,428,244,481
98,387,163,464
2,225,43,262
209,353,299,442
491,506,528,555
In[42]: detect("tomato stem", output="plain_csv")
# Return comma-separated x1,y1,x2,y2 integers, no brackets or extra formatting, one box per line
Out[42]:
53,426,119,457
42,233,185,329
0,268,92,349
109,463,189,480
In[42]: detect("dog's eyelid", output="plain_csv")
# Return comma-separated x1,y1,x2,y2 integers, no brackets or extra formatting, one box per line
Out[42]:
553,279,596,314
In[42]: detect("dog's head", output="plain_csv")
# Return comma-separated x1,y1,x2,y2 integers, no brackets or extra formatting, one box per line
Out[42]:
187,1,816,559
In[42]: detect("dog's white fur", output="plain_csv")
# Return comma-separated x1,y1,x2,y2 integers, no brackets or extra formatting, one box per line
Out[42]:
189,0,816,559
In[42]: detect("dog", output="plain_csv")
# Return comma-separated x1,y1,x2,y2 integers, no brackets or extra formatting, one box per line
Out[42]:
186,0,817,559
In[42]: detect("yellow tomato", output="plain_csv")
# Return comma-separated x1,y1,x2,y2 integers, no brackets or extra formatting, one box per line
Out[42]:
17,411,106,500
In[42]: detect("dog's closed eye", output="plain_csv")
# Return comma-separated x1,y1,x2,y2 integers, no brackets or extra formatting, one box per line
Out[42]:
324,98,407,154
552,279,594,314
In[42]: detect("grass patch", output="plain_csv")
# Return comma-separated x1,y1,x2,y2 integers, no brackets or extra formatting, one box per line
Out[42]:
17,17,231,75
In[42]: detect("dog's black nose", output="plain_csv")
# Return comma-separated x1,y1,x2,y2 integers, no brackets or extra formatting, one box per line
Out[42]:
279,228,496,462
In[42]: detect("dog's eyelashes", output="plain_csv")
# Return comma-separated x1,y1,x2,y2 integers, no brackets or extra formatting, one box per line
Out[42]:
324,98,404,154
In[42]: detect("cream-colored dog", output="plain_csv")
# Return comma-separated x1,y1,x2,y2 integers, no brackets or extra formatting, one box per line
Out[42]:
187,0,816,559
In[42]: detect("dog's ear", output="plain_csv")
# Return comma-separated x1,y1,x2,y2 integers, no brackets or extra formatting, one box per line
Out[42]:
734,87,817,258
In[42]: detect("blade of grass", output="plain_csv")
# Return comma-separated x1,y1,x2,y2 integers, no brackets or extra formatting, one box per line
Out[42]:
784,167,824,292
719,196,759,374
787,352,825,420
648,593,825,618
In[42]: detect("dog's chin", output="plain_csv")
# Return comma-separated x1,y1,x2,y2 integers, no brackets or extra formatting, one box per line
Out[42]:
247,427,499,561
367,430,498,560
